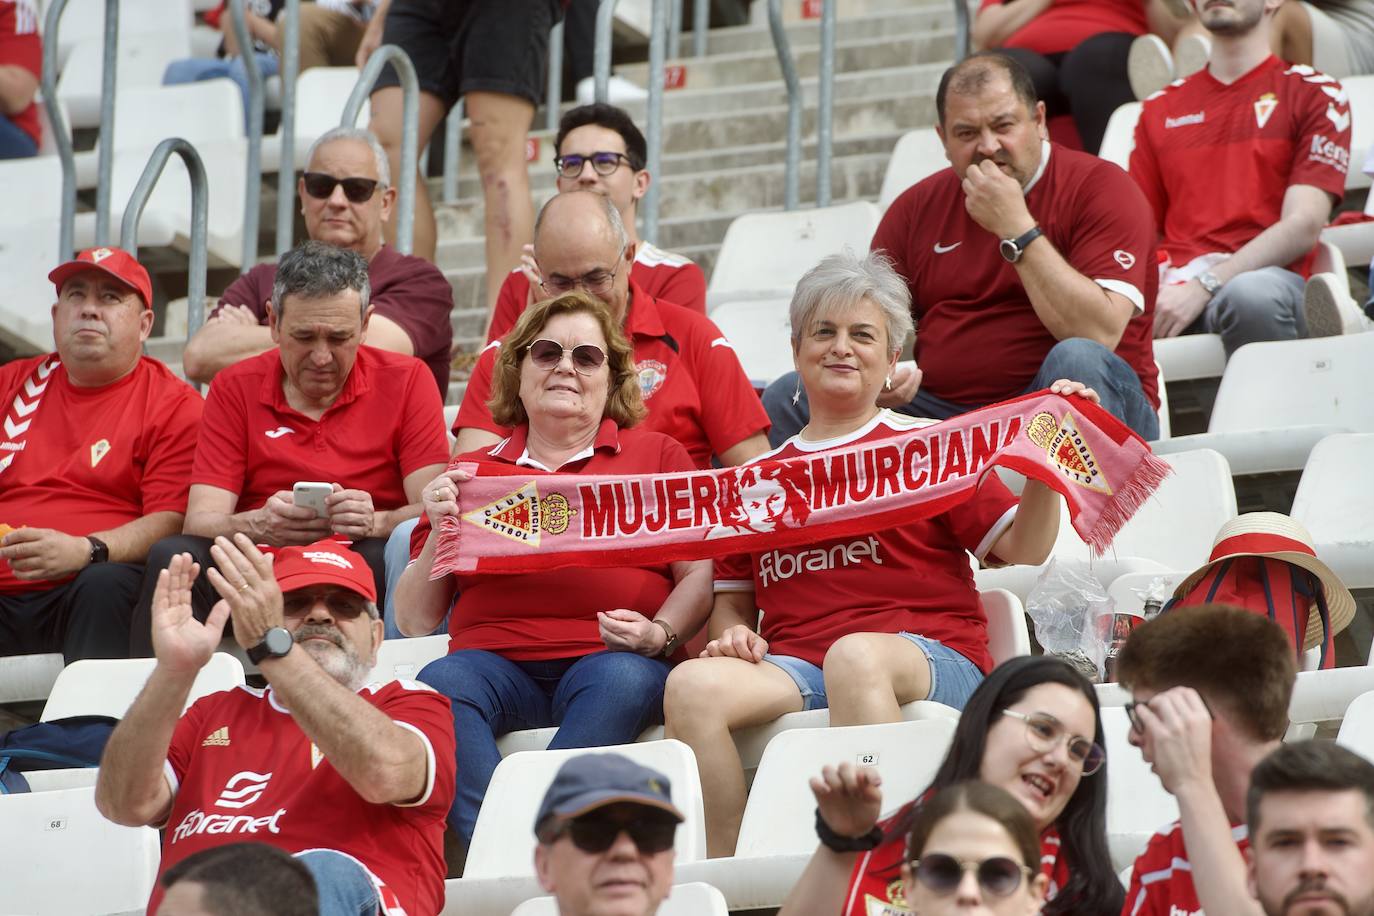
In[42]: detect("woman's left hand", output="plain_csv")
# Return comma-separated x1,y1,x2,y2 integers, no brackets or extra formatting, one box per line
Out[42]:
598,609,667,656
1048,378,1101,405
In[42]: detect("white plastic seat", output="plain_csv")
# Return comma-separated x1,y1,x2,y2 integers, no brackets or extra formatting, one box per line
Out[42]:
1336,690,1374,763
1287,664,1374,730
512,882,729,916
0,207,63,353
1291,433,1374,589
707,201,883,296
708,296,793,387
877,128,948,211
1152,334,1227,383
52,0,193,69
57,31,193,128
0,786,160,915
370,634,449,684
1102,706,1178,871
1344,75,1374,193
262,66,366,172
1098,101,1141,171
0,651,66,705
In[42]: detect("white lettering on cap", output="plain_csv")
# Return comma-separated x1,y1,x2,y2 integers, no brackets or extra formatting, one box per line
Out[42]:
303,550,353,570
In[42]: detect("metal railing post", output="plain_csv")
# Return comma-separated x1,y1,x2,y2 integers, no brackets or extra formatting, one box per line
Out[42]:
93,0,119,245
594,0,617,103
40,0,76,258
275,0,300,257
667,0,682,58
546,20,564,132
344,46,419,254
643,0,666,241
768,0,800,210
693,0,708,57
120,138,209,388
227,0,264,272
816,0,835,207
954,0,971,62
442,99,464,204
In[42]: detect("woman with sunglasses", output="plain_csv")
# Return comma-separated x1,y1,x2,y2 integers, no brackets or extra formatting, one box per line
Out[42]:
902,781,1049,915
394,292,712,849
778,656,1123,916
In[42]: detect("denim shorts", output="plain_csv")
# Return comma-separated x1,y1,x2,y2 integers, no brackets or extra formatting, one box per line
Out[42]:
764,633,985,712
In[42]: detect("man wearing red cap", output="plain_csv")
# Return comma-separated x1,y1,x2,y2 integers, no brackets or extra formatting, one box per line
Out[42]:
97,533,456,916
0,247,203,661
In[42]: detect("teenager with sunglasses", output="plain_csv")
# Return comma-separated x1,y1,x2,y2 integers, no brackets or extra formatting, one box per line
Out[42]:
396,291,712,851
778,656,1123,916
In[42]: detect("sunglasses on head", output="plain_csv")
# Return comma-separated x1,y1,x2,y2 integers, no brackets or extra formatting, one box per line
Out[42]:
302,172,381,203
910,854,1032,897
525,338,607,374
552,815,677,855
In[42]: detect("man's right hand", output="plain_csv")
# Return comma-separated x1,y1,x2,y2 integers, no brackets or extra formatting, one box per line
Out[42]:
259,491,333,545
209,304,259,327
151,553,230,676
811,762,884,840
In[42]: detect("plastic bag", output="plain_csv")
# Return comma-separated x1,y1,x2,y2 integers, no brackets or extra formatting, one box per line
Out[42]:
1026,559,1113,682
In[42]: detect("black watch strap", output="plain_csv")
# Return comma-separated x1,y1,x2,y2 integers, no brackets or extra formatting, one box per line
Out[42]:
815,808,884,853
86,536,109,564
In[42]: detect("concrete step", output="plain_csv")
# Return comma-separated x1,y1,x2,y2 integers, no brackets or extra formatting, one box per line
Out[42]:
676,4,954,57
754,0,930,26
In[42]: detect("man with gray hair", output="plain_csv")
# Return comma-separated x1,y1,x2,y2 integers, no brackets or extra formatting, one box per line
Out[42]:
128,242,449,654
99,536,456,916
183,126,455,399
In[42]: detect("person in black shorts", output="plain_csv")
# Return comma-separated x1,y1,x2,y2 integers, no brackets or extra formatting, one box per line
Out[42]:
360,0,560,308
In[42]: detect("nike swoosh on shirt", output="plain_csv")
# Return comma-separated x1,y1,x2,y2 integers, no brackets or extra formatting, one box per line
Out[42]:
933,242,961,254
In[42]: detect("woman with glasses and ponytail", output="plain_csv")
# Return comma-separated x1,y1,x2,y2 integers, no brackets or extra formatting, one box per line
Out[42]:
394,291,712,851
779,656,1123,916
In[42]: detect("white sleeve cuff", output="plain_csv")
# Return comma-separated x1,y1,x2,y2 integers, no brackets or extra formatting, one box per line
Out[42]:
1096,278,1145,313
391,719,438,808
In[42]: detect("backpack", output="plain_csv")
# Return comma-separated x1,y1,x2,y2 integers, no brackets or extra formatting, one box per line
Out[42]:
0,715,118,794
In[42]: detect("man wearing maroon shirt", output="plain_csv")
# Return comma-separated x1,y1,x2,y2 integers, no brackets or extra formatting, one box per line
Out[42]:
182,126,455,398
763,52,1159,443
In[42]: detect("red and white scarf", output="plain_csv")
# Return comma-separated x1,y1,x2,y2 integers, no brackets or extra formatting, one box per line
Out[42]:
432,392,1170,577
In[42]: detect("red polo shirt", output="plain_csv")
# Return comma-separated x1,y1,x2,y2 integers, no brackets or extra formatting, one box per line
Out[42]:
456,280,768,468
192,347,449,512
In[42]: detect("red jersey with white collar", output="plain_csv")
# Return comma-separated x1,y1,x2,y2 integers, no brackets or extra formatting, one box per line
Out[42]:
1129,56,1350,274
1122,820,1249,916
457,280,768,468
977,0,1148,56
714,411,1016,671
153,679,456,916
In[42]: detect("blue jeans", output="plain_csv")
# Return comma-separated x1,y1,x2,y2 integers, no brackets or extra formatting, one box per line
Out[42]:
0,112,37,159
162,52,279,131
296,849,380,916
1196,266,1306,355
765,633,985,711
418,648,671,842
762,337,1160,446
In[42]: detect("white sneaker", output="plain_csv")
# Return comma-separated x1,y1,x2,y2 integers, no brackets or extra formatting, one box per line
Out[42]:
1129,34,1176,100
1174,33,1212,80
574,75,648,105
1302,272,1365,337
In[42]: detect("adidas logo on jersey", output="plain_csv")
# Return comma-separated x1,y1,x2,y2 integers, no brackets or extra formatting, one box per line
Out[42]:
758,536,883,587
201,727,230,747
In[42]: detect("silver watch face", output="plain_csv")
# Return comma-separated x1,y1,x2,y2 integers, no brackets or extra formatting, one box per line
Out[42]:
999,238,1021,263
264,627,293,657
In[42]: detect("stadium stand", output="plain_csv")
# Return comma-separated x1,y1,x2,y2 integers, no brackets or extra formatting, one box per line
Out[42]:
1292,433,1374,590
1337,690,1374,763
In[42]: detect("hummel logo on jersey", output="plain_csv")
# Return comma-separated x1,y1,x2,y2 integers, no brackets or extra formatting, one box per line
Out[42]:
265,426,295,439
1164,111,1205,129
933,242,961,254
1168,908,1200,916
214,770,272,809
201,727,230,747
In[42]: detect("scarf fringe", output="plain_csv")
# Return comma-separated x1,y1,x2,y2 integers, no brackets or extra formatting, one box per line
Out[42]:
429,514,467,579
1082,449,1172,556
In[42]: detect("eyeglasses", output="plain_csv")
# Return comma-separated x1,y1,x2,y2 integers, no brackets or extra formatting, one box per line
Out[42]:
525,338,607,374
1124,696,1212,737
554,151,635,178
282,592,372,620
1000,709,1104,775
909,854,1032,897
550,815,677,855
540,250,625,297
301,172,381,203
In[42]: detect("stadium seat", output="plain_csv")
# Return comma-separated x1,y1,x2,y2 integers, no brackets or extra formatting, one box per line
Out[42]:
40,653,245,722
1097,101,1141,171
0,201,63,354
1320,183,1374,273
1153,360,1171,440
262,66,367,172
1101,706,1179,871
370,634,449,683
1151,335,1374,474
57,31,193,129
1152,334,1227,384
512,883,729,916
0,785,161,915
707,201,883,297
1291,433,1374,589
877,128,948,211
51,0,194,70
1344,75,1374,193
1336,690,1374,764
708,295,793,387
0,651,66,705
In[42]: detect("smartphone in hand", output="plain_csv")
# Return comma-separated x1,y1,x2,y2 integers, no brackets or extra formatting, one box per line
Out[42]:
292,482,332,519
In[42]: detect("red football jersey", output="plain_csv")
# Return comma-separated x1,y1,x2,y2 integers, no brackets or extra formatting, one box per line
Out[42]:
0,356,203,593
0,0,40,146
978,0,1148,56
714,411,1016,671
1123,820,1249,916
872,143,1159,409
457,280,768,468
154,680,456,916
1130,57,1351,275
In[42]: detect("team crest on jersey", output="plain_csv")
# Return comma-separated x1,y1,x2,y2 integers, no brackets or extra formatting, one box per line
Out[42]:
90,438,110,468
636,359,668,401
863,879,911,916
1254,92,1278,129
1026,412,1112,495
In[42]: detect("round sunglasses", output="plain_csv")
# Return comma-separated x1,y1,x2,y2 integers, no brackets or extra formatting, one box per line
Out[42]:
910,853,1032,897
302,172,380,203
524,338,607,374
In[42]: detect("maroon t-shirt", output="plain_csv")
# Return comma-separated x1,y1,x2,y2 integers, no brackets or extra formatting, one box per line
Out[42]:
214,245,454,398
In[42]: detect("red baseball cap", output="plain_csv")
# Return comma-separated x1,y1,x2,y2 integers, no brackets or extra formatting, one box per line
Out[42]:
48,246,154,310
271,538,377,605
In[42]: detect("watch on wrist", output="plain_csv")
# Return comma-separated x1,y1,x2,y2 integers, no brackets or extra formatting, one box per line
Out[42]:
999,225,1043,264
86,536,109,565
815,808,884,852
1197,271,1223,296
652,619,680,657
247,626,294,665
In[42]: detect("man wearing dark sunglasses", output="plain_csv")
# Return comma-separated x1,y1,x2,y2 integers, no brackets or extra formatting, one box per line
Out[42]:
183,126,454,400
1116,605,1298,916
533,753,683,916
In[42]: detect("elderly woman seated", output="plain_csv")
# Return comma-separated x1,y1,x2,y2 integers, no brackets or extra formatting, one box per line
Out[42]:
664,250,1100,856
394,292,712,846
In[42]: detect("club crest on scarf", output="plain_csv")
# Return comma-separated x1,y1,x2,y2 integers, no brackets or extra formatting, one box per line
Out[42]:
1027,411,1111,495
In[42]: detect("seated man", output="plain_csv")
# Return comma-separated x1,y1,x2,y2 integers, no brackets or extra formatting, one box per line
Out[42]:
0,0,41,160
534,753,683,916
182,126,454,399
1247,741,1374,916
1129,0,1351,352
491,102,707,325
163,0,284,133
97,535,456,916
157,843,318,916
764,52,1161,444
130,242,448,653
0,247,203,662
1116,604,1298,915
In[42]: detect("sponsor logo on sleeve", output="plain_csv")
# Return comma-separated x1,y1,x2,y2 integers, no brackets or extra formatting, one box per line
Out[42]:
1309,134,1350,172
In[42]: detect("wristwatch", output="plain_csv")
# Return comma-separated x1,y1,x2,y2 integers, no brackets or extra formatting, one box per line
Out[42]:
652,619,680,657
86,536,109,565
247,626,294,665
1197,271,1223,297
999,225,1043,263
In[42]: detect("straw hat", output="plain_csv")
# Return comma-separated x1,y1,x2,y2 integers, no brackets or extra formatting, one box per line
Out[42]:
1172,512,1354,651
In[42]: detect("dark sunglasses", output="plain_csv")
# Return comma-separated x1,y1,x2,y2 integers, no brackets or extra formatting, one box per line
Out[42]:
301,172,381,203
282,592,371,620
554,151,634,178
910,853,1032,897
525,338,607,374
554,816,677,855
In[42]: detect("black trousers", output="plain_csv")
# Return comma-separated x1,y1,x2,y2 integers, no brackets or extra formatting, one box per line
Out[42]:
0,563,144,663
1000,33,1138,156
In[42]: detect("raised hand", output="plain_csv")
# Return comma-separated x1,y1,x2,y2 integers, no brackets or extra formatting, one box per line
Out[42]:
811,762,885,839
150,553,230,675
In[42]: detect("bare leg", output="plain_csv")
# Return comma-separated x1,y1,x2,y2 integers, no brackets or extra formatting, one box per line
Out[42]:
465,90,537,318
367,86,448,262
822,632,933,726
1272,0,1314,66
663,657,804,857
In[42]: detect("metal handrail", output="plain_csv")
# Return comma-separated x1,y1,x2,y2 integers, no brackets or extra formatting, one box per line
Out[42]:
693,0,708,57
275,0,300,257
546,20,564,132
93,0,118,244
227,0,264,272
343,45,419,255
667,0,682,59
39,0,77,258
816,0,835,207
120,138,209,387
643,0,666,241
593,0,616,103
768,0,801,210
442,99,464,205
954,0,971,62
